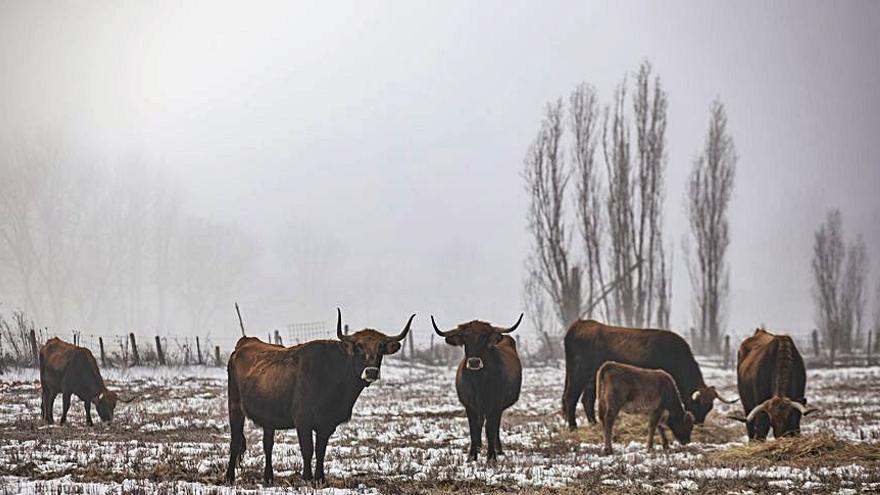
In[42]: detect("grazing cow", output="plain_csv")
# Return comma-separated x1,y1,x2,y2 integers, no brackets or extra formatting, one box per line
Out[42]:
563,320,736,430
596,361,695,455
432,314,523,462
39,337,131,425
225,309,414,484
728,329,818,439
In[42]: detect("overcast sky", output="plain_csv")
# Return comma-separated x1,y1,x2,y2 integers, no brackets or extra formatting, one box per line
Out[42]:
1,1,878,343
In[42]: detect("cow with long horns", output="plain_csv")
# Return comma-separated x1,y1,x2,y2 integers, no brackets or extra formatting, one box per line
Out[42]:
433,314,523,462
225,309,414,484
39,337,134,425
728,329,819,439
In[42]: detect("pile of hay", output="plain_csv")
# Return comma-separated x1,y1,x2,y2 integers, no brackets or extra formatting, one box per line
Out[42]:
712,434,880,465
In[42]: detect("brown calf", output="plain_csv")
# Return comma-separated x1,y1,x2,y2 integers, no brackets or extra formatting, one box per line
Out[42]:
596,361,694,455
39,337,132,425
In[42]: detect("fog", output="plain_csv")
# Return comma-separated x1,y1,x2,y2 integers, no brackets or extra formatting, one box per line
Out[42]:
1,1,878,346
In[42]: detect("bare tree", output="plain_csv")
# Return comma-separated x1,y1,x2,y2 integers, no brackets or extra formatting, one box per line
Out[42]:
812,210,846,364
841,235,868,351
602,61,670,328
523,267,557,359
571,83,608,321
874,279,880,354
684,100,737,354
524,100,582,328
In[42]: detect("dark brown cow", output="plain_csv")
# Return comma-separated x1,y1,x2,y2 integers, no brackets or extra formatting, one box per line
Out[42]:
596,361,694,455
563,320,735,429
225,309,414,484
432,314,523,462
728,329,818,439
39,337,131,425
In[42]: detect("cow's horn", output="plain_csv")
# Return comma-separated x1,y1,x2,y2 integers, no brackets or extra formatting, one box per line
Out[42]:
336,308,351,341
713,388,740,404
387,314,416,341
432,316,456,337
746,399,771,422
691,390,701,402
497,313,524,334
789,400,820,416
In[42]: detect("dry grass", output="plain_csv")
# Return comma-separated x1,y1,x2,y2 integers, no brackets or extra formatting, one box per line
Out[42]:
559,412,742,447
712,433,880,465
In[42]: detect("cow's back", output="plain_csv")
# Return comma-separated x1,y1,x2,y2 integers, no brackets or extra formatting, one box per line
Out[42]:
566,320,702,392
737,330,806,412
40,338,79,389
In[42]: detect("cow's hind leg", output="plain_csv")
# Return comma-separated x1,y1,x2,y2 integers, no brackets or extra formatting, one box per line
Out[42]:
296,426,314,481
225,410,246,483
59,392,71,425
581,374,598,424
40,387,53,423
563,365,590,430
262,428,275,484
465,406,483,461
314,427,334,484
647,409,663,451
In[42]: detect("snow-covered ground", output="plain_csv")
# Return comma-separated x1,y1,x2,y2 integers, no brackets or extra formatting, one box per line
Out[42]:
1,360,878,494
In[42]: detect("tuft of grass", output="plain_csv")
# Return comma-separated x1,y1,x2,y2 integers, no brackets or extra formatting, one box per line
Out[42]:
712,433,880,465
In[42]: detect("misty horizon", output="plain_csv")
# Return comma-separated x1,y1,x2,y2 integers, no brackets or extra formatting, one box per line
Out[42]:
1,1,879,349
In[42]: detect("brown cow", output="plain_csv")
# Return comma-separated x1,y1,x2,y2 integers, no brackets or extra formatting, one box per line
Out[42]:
596,361,694,455
728,329,818,439
225,309,414,485
432,314,522,462
39,337,131,425
563,319,736,430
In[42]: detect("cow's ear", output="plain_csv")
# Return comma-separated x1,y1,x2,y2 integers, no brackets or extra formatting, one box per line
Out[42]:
339,340,356,356
446,336,464,346
383,341,402,355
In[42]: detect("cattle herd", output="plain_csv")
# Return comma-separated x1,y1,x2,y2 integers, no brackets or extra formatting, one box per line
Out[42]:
35,310,822,486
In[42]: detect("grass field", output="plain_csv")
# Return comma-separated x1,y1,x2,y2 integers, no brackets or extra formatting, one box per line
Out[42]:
1,360,878,494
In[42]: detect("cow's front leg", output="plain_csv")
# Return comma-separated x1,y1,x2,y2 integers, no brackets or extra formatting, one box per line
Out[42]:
314,427,333,484
465,406,483,461
296,426,314,481
84,400,94,426
59,392,72,425
485,412,501,462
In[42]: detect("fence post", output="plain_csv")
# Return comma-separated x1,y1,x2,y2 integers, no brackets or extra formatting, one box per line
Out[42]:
129,333,140,366
344,324,349,336
196,336,203,365
868,332,873,366
99,337,106,367
29,328,39,366
723,335,731,370
215,345,221,366
155,336,166,365
812,329,820,358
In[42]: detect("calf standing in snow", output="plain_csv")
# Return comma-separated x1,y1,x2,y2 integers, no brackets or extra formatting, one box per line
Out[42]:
596,361,695,455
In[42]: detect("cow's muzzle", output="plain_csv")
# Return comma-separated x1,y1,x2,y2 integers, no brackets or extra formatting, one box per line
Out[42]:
361,367,381,383
466,358,484,371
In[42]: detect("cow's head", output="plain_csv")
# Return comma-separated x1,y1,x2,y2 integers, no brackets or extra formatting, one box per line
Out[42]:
336,309,414,386
667,411,695,445
93,390,135,422
690,386,739,424
432,314,522,371
729,396,819,439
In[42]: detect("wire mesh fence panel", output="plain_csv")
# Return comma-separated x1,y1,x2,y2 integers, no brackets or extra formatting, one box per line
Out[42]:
287,321,329,345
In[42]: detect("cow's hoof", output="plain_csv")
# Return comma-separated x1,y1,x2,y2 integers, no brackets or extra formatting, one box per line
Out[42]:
301,472,314,482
